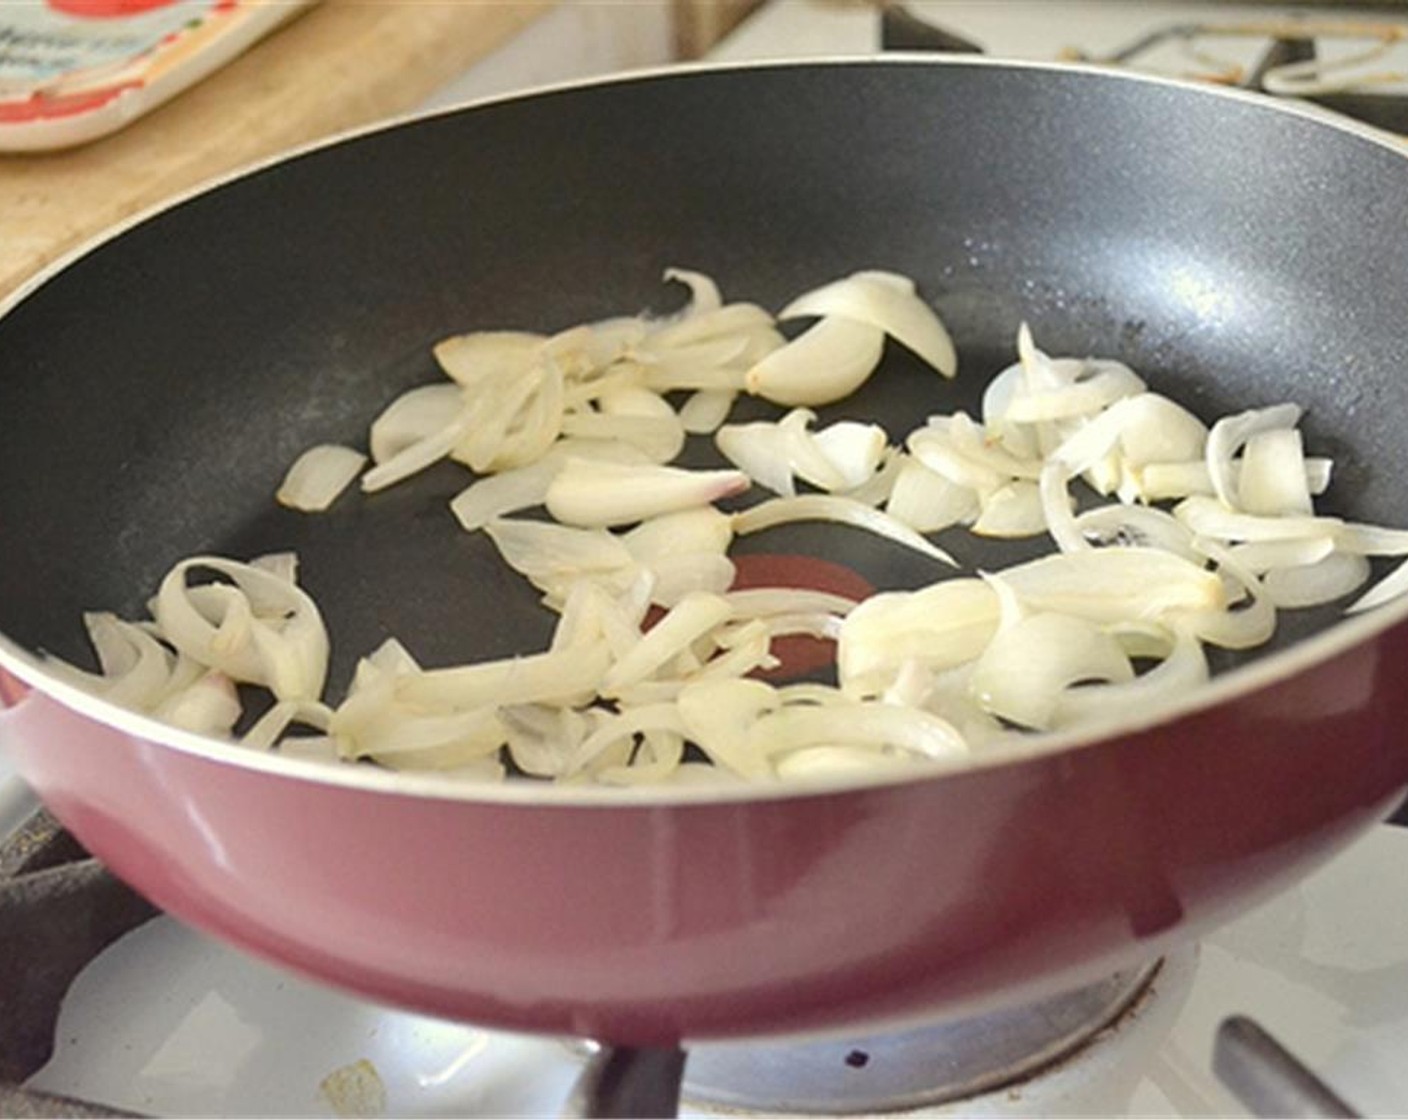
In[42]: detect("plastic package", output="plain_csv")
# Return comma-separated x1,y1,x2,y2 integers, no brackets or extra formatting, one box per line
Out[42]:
0,0,312,151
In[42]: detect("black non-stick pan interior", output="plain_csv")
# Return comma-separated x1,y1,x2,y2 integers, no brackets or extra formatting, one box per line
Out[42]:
3,61,1407,693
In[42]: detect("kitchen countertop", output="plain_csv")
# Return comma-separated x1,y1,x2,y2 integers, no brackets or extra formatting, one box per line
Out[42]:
0,1,554,304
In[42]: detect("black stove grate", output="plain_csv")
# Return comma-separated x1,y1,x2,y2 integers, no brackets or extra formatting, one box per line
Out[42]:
0,808,155,1118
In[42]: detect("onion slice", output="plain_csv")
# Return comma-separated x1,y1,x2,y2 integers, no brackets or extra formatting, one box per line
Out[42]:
546,459,750,528
970,611,1134,731
733,494,958,567
745,316,886,407
779,270,957,378
277,444,367,512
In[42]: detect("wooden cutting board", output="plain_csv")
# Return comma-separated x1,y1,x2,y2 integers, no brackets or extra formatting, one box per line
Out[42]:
0,1,553,303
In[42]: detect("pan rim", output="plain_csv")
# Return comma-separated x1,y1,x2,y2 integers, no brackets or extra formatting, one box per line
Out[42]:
3,53,1408,808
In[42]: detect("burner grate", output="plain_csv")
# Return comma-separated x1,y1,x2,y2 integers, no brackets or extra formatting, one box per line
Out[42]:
0,808,156,1118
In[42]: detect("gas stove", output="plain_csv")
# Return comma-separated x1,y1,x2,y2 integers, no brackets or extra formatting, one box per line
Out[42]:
5,2,1408,1116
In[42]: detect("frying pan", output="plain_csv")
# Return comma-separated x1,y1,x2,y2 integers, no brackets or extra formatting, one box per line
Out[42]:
2,57,1408,1048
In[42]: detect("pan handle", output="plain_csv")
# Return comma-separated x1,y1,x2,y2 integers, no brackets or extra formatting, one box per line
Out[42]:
563,1044,686,1119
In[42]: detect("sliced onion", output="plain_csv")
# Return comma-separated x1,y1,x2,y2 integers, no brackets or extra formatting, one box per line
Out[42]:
907,427,1007,497
1235,427,1313,516
250,551,300,584
745,316,886,407
369,384,464,464
153,556,328,702
1205,403,1303,510
1000,547,1226,625
774,744,920,778
601,592,733,695
733,494,957,567
351,706,507,761
1039,460,1086,553
971,480,1046,538
1073,503,1201,562
970,611,1133,731
277,444,368,512
483,517,634,592
938,412,1043,479
676,677,780,778
502,704,593,778
154,671,242,735
378,754,507,780
395,642,612,711
725,587,859,618
450,440,651,532
432,330,543,387
1348,556,1408,613
663,266,723,318
1053,624,1208,729
549,578,650,657
885,457,980,532
747,700,968,763
559,411,684,464
1228,536,1336,574
276,736,341,765
1001,363,1146,424
1335,523,1408,556
569,703,691,773
1174,494,1342,543
360,410,470,493
546,459,749,528
638,344,750,394
716,419,797,498
837,579,999,696
622,506,735,564
484,362,566,472
449,455,565,532
1136,456,1332,503
842,447,904,507
647,302,774,350
678,389,737,434
243,699,333,750
1182,540,1277,650
47,612,175,710
595,729,688,786
779,409,851,492
646,553,737,608
1262,550,1371,608
562,363,646,410
452,364,554,473
779,270,957,378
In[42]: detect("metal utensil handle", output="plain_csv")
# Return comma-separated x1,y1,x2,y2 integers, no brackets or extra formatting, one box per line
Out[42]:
1214,1015,1359,1118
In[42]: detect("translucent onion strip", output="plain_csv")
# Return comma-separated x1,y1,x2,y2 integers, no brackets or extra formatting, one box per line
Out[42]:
745,316,886,407
970,611,1134,731
1205,403,1303,510
1053,625,1208,729
747,701,968,763
153,556,329,702
546,460,749,528
277,444,368,512
733,494,958,566
779,269,958,378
